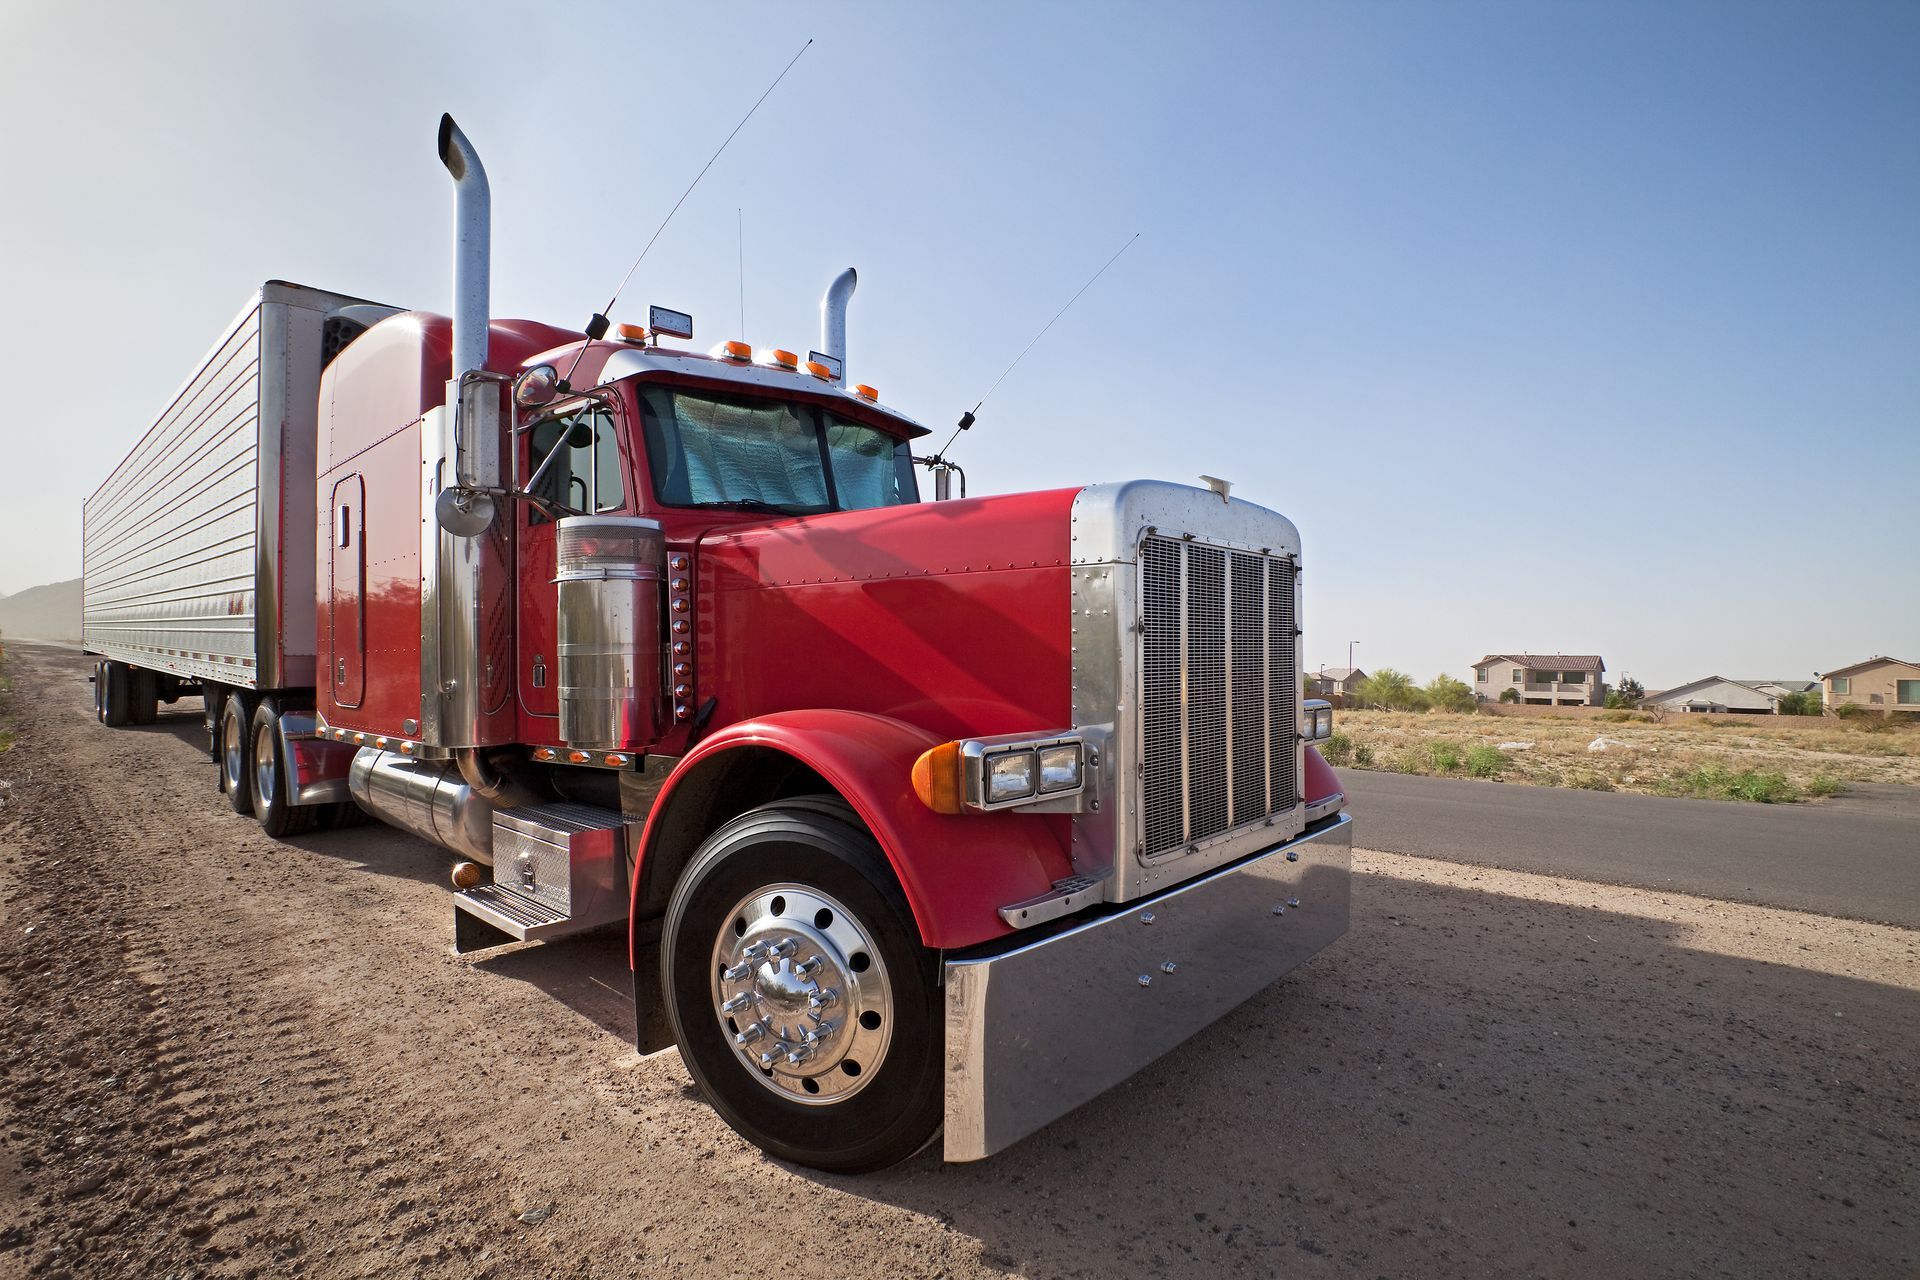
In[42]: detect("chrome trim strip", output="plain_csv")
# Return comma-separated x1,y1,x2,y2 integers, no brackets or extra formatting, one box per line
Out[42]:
1304,791,1345,823
944,812,1351,1162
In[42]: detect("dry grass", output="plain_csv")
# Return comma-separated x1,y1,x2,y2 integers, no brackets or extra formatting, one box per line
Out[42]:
1322,708,1920,803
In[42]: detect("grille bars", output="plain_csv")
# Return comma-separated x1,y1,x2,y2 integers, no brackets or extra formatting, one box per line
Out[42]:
1140,535,1297,858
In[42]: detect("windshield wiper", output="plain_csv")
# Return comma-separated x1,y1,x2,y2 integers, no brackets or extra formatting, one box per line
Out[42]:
683,499,827,516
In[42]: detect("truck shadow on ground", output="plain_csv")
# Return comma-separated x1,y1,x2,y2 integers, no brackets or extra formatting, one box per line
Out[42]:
809,873,1914,1279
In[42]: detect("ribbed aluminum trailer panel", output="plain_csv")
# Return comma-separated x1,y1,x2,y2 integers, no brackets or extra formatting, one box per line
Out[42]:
82,282,380,691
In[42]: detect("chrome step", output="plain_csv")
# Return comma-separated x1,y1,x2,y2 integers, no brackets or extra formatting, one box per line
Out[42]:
998,874,1106,928
452,801,638,953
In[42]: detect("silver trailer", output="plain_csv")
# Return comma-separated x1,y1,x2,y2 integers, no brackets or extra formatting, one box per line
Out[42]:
82,281,392,694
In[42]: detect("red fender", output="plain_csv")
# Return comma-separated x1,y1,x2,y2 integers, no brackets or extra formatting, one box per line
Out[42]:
630,710,1075,954
1303,743,1342,805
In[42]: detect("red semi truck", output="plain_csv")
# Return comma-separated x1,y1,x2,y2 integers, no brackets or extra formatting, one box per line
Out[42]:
81,116,1350,1171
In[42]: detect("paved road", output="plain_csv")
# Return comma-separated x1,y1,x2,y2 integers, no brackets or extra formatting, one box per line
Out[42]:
1340,768,1920,928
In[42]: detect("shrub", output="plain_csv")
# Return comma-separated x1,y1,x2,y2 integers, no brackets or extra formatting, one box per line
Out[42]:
1775,690,1822,716
1354,744,1375,767
1806,775,1844,798
1427,740,1462,771
1321,731,1354,767
1391,748,1427,774
1676,765,1797,803
1567,769,1614,791
1465,744,1504,778
1498,688,1520,704
1423,674,1478,714
1596,710,1634,723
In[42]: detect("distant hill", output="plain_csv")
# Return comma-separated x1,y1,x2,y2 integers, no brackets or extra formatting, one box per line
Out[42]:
0,578,82,644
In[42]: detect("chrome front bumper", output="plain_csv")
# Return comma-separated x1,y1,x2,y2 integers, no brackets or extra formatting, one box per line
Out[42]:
942,811,1352,1161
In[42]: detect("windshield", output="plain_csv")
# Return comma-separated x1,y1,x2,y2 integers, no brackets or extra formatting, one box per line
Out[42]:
635,385,918,514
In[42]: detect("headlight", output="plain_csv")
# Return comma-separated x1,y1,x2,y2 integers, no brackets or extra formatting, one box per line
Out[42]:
1037,743,1082,794
1303,699,1334,740
986,750,1037,803
915,732,1091,813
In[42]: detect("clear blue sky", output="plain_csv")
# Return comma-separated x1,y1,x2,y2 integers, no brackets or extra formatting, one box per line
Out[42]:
2,0,1913,688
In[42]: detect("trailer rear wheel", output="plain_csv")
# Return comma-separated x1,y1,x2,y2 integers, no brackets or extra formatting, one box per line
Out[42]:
127,669,159,726
250,702,316,838
219,694,253,814
98,661,131,728
662,800,943,1173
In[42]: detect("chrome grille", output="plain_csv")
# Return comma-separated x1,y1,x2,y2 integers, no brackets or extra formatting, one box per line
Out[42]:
1139,534,1298,858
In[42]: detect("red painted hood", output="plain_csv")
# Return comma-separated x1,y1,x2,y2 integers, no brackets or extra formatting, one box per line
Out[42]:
696,489,1083,743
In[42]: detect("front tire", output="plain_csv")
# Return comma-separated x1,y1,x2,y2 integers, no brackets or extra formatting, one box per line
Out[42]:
662,801,943,1172
219,694,252,815
250,701,315,838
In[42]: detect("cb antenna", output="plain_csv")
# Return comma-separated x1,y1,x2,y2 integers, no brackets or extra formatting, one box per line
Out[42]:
561,38,813,389
926,231,1140,468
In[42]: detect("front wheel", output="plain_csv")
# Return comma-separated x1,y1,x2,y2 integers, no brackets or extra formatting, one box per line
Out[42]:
662,800,943,1172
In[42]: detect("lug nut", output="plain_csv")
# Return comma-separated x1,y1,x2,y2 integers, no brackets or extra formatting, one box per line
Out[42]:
1138,974,1152,987
734,1022,767,1047
785,1045,815,1066
757,1050,779,1069
795,956,824,977
1161,961,1177,974
721,992,753,1013
742,941,772,959
808,987,839,1011
769,938,798,959
1271,904,1286,916
1139,911,1155,925
803,1019,838,1044
1287,897,1300,908
724,962,754,981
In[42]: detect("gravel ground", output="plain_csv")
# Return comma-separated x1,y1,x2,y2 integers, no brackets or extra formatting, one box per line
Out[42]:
1,640,1916,1279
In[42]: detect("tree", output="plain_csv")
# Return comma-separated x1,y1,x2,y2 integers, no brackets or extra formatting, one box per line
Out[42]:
1776,690,1822,716
1350,667,1426,711
1423,673,1478,713
1606,677,1645,709
1498,688,1520,704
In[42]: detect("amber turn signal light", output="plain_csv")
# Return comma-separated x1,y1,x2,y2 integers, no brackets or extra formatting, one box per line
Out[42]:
911,741,965,814
450,861,486,890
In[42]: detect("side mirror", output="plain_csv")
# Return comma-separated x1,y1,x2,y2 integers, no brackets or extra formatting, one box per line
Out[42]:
513,364,560,409
434,486,495,537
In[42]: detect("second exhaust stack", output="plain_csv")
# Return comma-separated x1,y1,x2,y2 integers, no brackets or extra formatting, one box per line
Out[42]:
820,268,856,385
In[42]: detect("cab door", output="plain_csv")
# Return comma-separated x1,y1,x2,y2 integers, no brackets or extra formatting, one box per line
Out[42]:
515,403,630,723
327,474,366,707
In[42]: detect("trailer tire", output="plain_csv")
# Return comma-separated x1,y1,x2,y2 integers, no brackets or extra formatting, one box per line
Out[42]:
219,694,253,814
98,661,132,728
127,669,159,726
662,800,943,1173
249,702,315,838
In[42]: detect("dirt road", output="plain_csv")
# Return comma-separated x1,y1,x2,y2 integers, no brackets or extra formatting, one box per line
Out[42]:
2,640,1916,1279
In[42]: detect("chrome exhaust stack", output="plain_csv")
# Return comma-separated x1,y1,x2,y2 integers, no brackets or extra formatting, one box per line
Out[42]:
819,267,856,385
422,113,508,749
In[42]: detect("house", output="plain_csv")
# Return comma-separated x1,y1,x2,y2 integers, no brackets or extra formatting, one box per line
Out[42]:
1472,654,1606,706
1643,676,1817,715
1817,656,1920,714
1307,666,1365,703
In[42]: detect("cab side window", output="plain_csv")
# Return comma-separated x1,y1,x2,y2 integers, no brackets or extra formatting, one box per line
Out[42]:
527,408,625,523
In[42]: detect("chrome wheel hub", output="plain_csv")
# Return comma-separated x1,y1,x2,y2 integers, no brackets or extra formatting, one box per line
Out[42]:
223,710,246,789
253,721,277,807
710,884,891,1104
